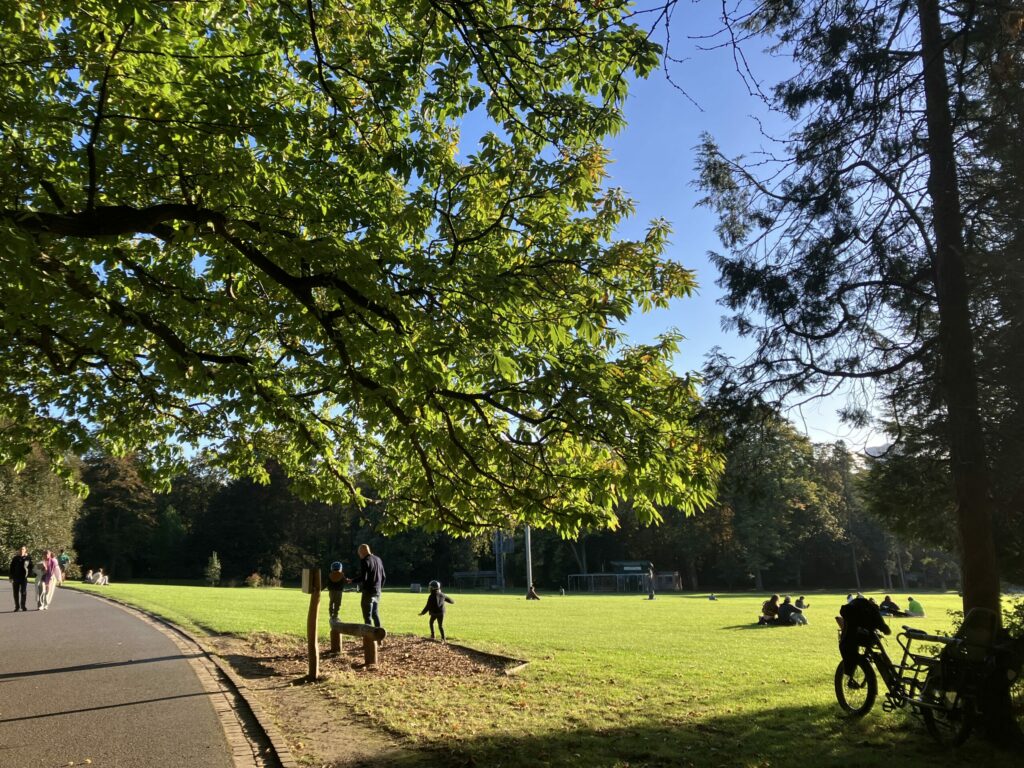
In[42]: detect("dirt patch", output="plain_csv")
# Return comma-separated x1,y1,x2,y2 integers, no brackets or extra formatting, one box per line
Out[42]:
207,633,524,767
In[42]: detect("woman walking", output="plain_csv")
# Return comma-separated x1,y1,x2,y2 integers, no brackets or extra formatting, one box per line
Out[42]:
37,549,63,610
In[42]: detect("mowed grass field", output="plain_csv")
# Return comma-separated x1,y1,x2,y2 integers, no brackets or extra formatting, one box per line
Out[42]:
69,583,1022,767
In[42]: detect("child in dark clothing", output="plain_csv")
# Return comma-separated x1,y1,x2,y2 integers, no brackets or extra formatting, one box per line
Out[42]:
324,561,348,619
419,580,455,641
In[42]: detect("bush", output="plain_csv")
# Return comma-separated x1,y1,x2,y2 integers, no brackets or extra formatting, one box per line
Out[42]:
244,572,263,588
204,552,221,586
63,563,82,580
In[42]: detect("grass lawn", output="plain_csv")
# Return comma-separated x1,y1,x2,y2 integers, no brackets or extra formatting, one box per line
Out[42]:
69,582,1021,767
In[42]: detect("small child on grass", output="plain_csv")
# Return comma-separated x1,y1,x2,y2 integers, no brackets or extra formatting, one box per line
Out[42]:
324,561,348,620
419,580,455,641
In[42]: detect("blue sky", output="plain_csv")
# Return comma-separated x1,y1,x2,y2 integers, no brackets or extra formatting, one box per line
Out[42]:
599,6,882,449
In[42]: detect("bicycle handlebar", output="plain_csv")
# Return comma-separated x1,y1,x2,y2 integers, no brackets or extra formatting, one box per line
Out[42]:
901,626,954,645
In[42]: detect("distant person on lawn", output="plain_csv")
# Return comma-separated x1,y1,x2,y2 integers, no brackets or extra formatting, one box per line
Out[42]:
419,580,455,641
526,583,541,600
879,595,905,616
758,594,780,625
351,544,385,628
324,561,347,620
9,545,32,612
778,596,808,625
906,597,925,617
795,596,809,610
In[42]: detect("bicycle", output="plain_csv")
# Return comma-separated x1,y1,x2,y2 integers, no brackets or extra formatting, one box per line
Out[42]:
834,607,1024,747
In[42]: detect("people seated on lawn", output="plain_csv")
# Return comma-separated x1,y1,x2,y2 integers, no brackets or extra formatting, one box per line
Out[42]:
795,596,809,609
879,595,906,616
906,596,925,616
758,594,780,625
84,569,95,583
778,595,808,625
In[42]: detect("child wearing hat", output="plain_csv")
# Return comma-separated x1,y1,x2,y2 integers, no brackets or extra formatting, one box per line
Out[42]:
419,580,455,641
324,561,348,619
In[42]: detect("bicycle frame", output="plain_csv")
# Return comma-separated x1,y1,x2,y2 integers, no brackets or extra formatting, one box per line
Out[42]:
852,626,955,714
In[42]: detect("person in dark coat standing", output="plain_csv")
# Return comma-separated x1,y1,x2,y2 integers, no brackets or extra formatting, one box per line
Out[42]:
419,580,455,641
9,546,32,612
351,544,385,628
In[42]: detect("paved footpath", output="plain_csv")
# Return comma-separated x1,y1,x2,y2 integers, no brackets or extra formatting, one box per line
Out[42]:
0,586,246,768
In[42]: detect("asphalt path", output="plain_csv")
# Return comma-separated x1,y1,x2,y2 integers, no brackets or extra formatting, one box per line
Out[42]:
0,585,234,768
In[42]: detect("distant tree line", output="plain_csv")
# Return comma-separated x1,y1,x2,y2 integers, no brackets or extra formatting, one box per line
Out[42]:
11,405,987,591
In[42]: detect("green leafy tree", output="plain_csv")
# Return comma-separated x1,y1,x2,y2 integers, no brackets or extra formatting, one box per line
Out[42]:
204,551,222,586
0,0,720,535
75,453,157,578
0,447,82,556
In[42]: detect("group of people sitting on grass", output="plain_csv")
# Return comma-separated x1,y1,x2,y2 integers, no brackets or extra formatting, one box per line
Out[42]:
872,594,924,617
83,568,110,585
758,594,809,625
843,592,925,616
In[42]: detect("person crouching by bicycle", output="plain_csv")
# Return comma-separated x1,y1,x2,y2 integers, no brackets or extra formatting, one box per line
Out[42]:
838,595,890,678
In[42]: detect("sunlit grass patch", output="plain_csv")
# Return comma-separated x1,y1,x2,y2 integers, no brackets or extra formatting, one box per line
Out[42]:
72,582,1019,767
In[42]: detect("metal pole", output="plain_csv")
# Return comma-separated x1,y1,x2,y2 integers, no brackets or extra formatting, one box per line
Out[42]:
524,525,533,596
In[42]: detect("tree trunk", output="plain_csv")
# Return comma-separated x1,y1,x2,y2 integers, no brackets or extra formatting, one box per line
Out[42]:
754,567,764,592
686,559,699,591
917,0,1001,619
849,539,861,590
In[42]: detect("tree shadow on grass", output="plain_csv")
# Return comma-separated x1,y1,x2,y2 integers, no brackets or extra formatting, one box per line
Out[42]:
377,702,1022,768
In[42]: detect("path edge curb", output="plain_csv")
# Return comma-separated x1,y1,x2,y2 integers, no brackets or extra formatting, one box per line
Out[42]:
67,587,301,768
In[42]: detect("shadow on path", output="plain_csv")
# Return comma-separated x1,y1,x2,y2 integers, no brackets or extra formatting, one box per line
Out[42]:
0,653,202,681
0,690,217,724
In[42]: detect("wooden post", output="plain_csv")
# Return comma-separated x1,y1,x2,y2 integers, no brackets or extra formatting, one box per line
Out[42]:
330,625,341,653
363,636,378,665
306,567,321,681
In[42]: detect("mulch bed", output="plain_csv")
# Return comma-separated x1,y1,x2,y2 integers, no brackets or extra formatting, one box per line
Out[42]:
240,632,526,679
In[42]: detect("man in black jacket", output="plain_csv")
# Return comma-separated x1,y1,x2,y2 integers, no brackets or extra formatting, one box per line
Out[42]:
9,546,32,611
351,544,386,628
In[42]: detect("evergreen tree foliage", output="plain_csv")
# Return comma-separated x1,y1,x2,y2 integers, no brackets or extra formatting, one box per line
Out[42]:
695,0,1020,612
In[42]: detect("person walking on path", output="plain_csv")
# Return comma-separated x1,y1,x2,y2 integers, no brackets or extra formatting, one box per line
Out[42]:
37,549,63,610
9,545,33,611
57,548,71,576
351,544,385,628
419,580,455,641
647,563,656,600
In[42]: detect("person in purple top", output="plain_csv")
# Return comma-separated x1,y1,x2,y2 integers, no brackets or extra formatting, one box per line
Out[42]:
37,549,63,610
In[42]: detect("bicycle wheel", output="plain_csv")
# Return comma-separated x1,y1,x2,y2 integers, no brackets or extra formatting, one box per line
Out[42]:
835,658,877,717
921,668,972,747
